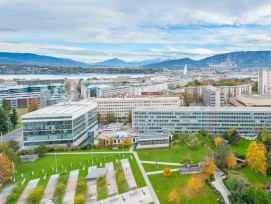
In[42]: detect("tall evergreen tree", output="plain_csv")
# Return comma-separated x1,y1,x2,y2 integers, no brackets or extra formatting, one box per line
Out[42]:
2,98,10,112
0,107,10,133
10,109,18,128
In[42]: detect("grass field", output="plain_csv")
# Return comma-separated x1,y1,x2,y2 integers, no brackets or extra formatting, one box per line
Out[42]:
2,153,146,204
148,172,217,204
230,166,271,183
137,142,210,164
230,138,252,157
142,163,180,172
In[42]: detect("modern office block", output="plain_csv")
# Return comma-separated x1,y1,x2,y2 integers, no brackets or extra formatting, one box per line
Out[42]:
22,102,98,148
133,107,271,137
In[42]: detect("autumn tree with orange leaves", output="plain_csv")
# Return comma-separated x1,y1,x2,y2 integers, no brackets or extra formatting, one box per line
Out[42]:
246,141,268,175
28,99,39,113
187,175,204,191
168,188,179,203
0,154,14,183
163,168,171,178
203,156,216,174
226,151,237,168
214,136,223,147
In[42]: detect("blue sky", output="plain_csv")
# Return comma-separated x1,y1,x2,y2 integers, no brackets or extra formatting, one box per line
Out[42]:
0,0,271,63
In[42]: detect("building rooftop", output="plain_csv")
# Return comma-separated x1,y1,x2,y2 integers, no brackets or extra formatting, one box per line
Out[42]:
89,94,181,101
134,106,271,111
238,94,271,100
22,102,97,119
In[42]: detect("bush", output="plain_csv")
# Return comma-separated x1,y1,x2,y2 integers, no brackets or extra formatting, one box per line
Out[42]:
34,144,48,157
74,195,85,204
54,183,66,197
7,184,22,202
27,186,44,204
77,179,86,192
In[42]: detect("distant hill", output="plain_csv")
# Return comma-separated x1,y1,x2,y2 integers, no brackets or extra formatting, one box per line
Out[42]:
0,52,90,67
143,51,271,68
93,58,166,67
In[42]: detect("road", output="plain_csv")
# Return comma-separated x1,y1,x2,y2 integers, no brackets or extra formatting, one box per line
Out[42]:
2,128,23,143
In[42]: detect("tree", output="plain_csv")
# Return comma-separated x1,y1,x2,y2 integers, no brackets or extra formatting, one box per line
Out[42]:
226,151,237,168
65,82,71,91
168,189,179,203
260,125,270,142
263,138,271,152
246,141,268,175
203,156,215,174
28,99,39,112
8,140,20,152
34,144,48,157
227,178,248,203
223,128,241,145
122,138,131,148
189,137,200,149
247,185,271,204
10,109,18,128
105,112,117,124
172,145,179,152
199,130,207,137
214,136,223,147
0,107,10,133
0,154,14,184
127,110,132,123
163,168,171,177
108,137,114,149
97,112,102,123
187,175,204,191
0,142,19,163
180,155,193,165
2,98,10,112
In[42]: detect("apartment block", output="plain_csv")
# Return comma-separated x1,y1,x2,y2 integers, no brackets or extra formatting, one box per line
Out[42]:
202,86,227,107
258,69,271,95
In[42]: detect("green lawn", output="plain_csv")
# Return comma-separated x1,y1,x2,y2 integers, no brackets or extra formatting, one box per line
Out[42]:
230,138,252,157
148,172,217,204
2,153,146,204
230,166,271,183
137,142,210,164
142,163,180,172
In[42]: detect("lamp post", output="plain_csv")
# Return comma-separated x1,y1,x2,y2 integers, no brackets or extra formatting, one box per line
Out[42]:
254,187,258,204
55,153,58,172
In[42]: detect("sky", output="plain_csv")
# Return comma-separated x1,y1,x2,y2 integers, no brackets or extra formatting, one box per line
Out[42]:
0,0,271,63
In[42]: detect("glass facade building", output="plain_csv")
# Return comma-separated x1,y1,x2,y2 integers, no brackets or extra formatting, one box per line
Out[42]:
22,102,98,148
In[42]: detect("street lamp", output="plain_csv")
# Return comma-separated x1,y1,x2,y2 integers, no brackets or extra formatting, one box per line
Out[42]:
55,153,58,172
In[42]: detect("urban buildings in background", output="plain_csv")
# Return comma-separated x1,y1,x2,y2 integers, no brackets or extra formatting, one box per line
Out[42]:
89,93,183,121
132,107,271,137
22,102,98,148
258,69,271,95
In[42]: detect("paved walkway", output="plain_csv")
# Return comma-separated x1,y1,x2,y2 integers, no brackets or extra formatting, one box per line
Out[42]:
141,161,182,166
63,169,79,204
146,168,180,175
97,186,153,204
47,152,129,155
121,159,137,190
133,152,160,204
17,178,40,204
213,169,230,204
105,162,118,197
40,174,59,204
0,184,15,203
86,166,97,203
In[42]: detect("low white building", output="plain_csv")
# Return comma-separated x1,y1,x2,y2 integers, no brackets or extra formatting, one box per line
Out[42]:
22,102,98,148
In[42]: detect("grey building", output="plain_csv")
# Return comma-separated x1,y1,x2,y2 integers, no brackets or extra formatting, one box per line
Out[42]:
132,107,271,137
22,102,98,148
202,86,227,107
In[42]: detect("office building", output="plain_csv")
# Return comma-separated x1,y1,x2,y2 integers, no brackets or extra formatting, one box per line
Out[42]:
22,102,98,148
17,79,65,86
90,94,183,121
202,86,227,107
132,107,271,137
230,94,271,107
258,69,271,95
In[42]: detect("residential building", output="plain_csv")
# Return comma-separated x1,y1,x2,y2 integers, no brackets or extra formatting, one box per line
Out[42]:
258,69,271,95
22,102,98,148
202,86,227,107
89,94,183,121
220,84,252,97
132,107,271,137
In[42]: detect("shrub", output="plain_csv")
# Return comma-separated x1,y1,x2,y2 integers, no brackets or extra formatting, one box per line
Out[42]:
77,179,86,192
27,186,44,204
54,183,66,197
7,184,22,202
74,195,85,204
34,144,48,157
163,168,171,177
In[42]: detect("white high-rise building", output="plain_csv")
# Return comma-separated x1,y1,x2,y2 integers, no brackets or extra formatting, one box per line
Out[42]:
258,69,271,95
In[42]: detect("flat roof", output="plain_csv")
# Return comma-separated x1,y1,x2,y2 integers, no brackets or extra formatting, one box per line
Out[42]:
22,102,97,119
134,106,271,111
238,94,271,100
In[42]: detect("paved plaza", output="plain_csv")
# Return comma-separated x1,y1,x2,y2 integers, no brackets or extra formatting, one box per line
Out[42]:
40,174,59,204
17,178,40,204
63,170,79,204
0,184,16,203
121,159,137,190
105,162,118,197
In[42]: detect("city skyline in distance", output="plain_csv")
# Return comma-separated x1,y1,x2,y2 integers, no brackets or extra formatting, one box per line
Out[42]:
0,0,271,63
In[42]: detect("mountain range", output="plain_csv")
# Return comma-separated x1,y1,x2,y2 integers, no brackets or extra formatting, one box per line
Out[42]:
0,51,271,68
